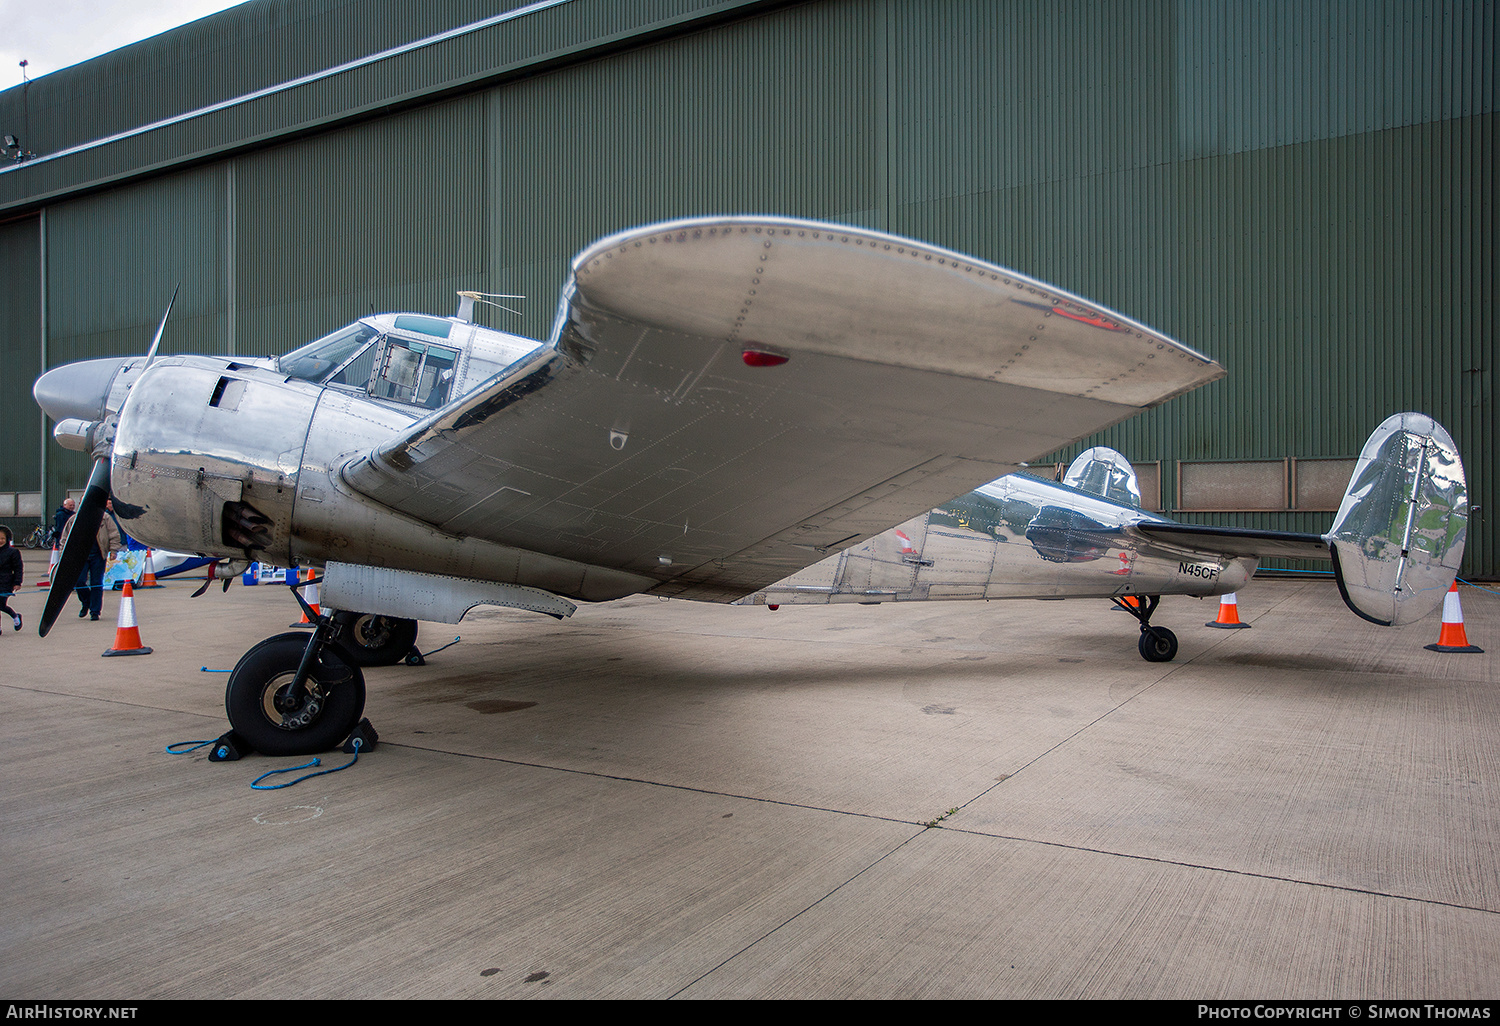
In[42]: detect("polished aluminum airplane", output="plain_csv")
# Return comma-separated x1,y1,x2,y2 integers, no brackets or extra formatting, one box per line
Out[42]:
31,216,1466,756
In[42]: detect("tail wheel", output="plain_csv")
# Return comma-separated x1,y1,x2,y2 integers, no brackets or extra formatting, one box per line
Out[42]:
226,632,365,756
1138,627,1179,663
332,612,418,666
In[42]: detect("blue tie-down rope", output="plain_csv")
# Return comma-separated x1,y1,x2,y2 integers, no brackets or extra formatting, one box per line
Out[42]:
166,740,218,755
167,737,245,761
424,635,461,656
251,738,364,790
405,635,461,665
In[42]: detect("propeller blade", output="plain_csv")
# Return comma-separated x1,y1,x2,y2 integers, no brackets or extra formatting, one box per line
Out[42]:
142,284,180,367
39,458,110,637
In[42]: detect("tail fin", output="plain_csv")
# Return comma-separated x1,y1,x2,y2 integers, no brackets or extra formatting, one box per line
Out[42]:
1326,413,1467,625
1063,447,1143,508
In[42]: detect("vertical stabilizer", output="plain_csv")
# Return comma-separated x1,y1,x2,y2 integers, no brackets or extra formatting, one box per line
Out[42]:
1063,447,1143,508
1326,413,1467,625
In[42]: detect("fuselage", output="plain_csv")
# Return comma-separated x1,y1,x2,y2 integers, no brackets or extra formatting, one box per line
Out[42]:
737,472,1254,606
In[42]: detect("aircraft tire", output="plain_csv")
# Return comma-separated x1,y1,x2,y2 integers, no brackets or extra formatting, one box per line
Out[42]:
1138,627,1178,663
332,612,419,667
226,632,366,756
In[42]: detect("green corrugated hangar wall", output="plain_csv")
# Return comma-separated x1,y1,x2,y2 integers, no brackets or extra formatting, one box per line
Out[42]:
0,0,1494,574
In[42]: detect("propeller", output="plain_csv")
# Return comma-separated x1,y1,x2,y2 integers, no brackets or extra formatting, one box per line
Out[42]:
39,457,110,636
37,288,178,636
141,284,179,369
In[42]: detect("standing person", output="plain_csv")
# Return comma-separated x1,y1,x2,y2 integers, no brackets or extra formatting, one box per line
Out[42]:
105,499,133,548
0,526,22,632
51,497,75,546
60,509,120,621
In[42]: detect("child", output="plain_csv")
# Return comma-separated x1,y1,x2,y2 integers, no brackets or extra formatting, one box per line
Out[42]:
0,525,22,632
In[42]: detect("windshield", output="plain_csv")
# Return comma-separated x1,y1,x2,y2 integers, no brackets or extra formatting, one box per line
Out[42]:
279,323,380,382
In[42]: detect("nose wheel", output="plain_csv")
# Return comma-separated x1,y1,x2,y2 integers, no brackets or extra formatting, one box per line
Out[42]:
1113,595,1179,663
225,632,366,756
225,575,367,755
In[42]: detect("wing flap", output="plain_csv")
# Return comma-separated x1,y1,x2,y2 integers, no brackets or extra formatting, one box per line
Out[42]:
344,217,1224,600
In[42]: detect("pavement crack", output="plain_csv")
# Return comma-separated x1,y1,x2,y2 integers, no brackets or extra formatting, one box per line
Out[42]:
937,824,1500,918
666,829,932,998
389,739,922,827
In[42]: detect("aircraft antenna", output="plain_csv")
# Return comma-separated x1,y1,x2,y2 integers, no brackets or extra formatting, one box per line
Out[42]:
456,290,525,322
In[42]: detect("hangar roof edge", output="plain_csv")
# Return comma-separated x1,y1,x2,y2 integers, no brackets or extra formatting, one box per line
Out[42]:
0,0,785,215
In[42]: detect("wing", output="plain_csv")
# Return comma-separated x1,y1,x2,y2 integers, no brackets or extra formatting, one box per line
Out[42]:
1130,523,1333,562
343,216,1224,601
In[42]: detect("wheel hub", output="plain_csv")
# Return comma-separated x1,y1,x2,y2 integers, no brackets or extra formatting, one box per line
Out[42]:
268,676,324,730
352,615,393,648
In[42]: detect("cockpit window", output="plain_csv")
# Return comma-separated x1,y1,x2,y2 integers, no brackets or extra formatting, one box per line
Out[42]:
393,315,454,339
372,338,460,408
279,323,380,382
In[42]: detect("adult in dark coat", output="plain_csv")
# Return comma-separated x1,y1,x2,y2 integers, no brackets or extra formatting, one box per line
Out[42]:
51,498,75,546
0,525,23,632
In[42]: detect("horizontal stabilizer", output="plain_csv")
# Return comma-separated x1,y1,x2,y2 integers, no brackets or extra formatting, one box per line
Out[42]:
1132,523,1331,561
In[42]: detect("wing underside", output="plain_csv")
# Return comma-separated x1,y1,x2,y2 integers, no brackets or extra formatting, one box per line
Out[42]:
343,217,1225,601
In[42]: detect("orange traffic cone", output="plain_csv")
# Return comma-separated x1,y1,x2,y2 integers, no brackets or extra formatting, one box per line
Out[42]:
1425,582,1483,653
1114,595,1141,612
138,549,163,588
1206,592,1251,629
290,567,320,626
37,543,59,587
102,580,153,657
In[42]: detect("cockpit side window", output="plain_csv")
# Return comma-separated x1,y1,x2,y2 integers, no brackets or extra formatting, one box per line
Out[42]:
279,323,380,382
372,337,460,409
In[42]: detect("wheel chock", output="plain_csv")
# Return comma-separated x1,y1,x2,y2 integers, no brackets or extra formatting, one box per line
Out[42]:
342,719,378,754
209,730,252,761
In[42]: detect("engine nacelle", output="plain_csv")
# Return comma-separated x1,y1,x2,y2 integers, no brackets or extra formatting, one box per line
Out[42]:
52,418,107,454
110,357,319,564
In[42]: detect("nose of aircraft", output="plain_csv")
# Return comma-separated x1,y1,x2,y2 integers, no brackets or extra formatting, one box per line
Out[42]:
33,357,134,423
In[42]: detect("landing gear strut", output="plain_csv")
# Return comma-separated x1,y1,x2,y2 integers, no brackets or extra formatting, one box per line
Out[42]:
1113,595,1179,663
224,575,366,756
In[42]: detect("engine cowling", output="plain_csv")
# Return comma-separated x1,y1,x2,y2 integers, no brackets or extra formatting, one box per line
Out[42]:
110,357,320,564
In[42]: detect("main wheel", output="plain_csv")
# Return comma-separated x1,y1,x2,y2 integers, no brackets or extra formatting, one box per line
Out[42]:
332,612,418,667
226,632,366,756
1138,627,1179,663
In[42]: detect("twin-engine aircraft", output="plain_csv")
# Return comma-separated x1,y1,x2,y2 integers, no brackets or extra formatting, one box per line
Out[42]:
32,216,1467,756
